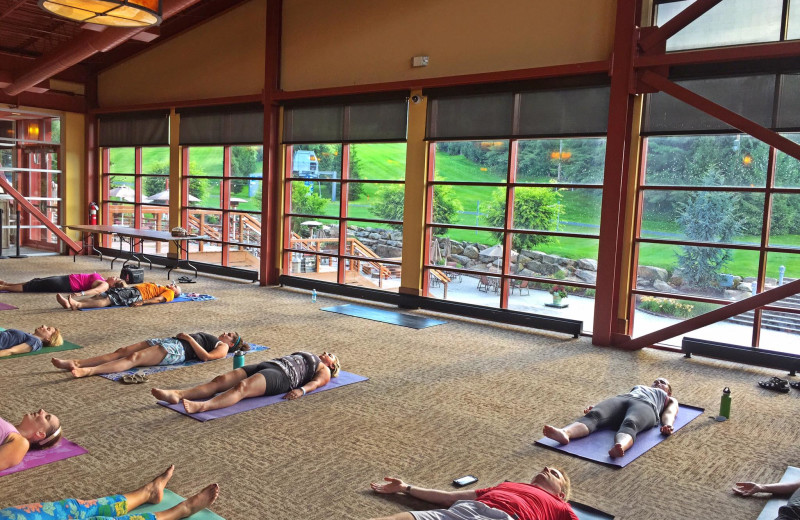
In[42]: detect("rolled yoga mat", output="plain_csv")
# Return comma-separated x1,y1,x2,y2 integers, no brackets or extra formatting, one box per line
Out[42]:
322,303,446,329
756,466,800,520
0,326,82,359
158,370,369,421
0,438,87,477
534,404,705,468
131,489,223,520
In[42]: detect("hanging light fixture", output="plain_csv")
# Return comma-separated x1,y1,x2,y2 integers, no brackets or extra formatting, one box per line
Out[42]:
39,0,162,27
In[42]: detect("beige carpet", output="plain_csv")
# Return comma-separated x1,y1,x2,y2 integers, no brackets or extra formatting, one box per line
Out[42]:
1,255,798,519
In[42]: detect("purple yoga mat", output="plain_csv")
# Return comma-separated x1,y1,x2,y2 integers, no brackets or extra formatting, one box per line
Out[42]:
0,303,18,311
0,438,87,477
158,370,369,421
535,404,704,468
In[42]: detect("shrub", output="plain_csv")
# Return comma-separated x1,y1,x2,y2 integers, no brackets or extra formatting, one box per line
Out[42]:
638,296,694,318
483,187,562,249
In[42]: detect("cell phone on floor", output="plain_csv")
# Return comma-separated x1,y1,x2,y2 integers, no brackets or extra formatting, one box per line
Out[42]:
453,475,478,487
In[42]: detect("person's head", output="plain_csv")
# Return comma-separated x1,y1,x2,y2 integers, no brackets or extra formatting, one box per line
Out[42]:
320,351,340,377
106,276,126,288
652,377,672,396
219,331,250,352
531,466,571,502
35,325,63,347
165,283,182,296
18,409,62,450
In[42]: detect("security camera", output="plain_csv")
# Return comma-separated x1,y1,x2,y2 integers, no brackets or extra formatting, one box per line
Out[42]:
411,95,421,104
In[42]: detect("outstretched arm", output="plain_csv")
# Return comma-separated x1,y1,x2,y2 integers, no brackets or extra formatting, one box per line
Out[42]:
131,296,167,307
284,364,332,400
0,343,33,357
77,280,110,297
177,334,228,362
370,477,476,507
660,397,679,435
733,480,800,497
0,434,29,471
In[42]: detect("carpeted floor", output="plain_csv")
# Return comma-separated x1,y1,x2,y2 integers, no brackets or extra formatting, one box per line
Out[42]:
1,255,798,519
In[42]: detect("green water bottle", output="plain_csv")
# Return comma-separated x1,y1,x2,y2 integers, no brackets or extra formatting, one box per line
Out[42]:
719,387,731,420
233,350,245,370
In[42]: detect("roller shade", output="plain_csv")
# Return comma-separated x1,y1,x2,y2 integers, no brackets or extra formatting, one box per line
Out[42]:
99,111,169,147
179,104,264,145
283,99,408,144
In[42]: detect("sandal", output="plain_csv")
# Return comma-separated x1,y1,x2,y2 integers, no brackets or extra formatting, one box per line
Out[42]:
121,373,149,384
759,376,790,393
791,381,800,390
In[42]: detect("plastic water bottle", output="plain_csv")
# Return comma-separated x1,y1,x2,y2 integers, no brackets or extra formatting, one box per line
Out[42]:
311,289,317,303
719,387,731,420
233,350,245,370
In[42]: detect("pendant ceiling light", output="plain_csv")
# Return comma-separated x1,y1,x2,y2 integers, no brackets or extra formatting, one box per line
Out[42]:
39,0,162,27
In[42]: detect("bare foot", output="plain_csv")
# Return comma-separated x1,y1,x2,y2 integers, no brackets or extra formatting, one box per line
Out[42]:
71,367,90,378
181,399,206,414
183,483,219,514
67,295,79,311
144,465,175,504
608,443,625,458
151,388,181,404
56,293,69,309
543,425,570,445
51,358,77,370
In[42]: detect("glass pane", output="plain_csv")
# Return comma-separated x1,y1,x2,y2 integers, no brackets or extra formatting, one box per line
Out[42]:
769,194,800,249
187,146,224,176
140,205,169,231
760,309,800,354
511,186,598,235
425,267,501,309
346,220,403,261
230,180,262,211
287,252,339,282
108,202,134,226
636,242,760,300
348,143,406,181
790,0,800,40
640,190,763,245
47,118,61,144
766,253,800,298
189,242,222,267
288,180,339,217
287,216,338,255
510,234,599,283
350,182,403,221
433,141,509,182
643,135,768,187
141,176,169,204
775,133,800,188
517,138,606,185
429,228,497,266
431,185,504,228
228,212,262,246
508,280,594,329
142,147,169,174
186,210,222,241
183,178,222,209
657,0,782,52
108,147,135,174
289,144,342,179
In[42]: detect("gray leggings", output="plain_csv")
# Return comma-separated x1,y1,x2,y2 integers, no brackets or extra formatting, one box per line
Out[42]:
778,488,800,520
576,396,659,440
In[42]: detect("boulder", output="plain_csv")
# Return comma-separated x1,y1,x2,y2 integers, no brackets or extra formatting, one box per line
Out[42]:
577,258,597,271
390,231,403,241
574,269,597,284
557,257,575,268
542,254,560,265
638,265,669,282
653,280,674,293
464,245,480,259
516,268,535,278
374,245,403,258
736,282,753,293
521,250,545,261
450,243,464,255
450,254,471,267
368,232,382,240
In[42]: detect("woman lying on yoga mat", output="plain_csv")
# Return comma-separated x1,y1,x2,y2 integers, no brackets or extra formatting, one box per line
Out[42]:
0,273,124,295
56,282,181,310
0,409,62,471
151,351,341,414
543,377,679,458
0,326,64,357
0,465,219,520
51,332,249,378
734,478,800,520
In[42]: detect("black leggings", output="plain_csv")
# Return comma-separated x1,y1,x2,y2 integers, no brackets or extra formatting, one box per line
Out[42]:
22,275,72,293
576,396,659,441
242,362,293,396
778,488,800,520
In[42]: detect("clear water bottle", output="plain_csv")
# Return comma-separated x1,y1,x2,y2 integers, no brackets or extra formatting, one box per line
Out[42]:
311,289,317,303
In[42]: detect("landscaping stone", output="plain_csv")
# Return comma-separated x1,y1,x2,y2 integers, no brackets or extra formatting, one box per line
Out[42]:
368,232,382,240
450,243,464,255
542,254,560,265
521,250,545,261
375,244,403,258
653,280,674,293
638,265,669,282
463,245,480,259
737,282,753,292
450,254,471,266
577,258,597,270
574,269,597,284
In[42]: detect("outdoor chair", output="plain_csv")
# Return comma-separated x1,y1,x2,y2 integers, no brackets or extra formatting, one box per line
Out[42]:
445,270,463,283
511,280,530,295
477,275,491,292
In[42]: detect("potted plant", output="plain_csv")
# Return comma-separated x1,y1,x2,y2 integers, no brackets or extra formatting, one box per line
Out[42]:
549,285,568,305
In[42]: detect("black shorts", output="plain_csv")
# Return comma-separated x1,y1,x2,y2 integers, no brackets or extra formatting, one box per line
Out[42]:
104,287,143,307
23,275,72,293
242,362,292,396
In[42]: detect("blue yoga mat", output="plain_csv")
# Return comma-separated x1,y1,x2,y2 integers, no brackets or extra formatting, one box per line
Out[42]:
80,294,216,311
535,404,705,468
322,304,446,329
158,370,368,421
757,466,800,520
98,344,270,381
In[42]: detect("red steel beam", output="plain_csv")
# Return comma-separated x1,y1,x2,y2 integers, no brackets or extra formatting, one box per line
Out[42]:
620,279,800,350
639,0,724,53
640,71,800,163
0,175,81,252
635,40,800,69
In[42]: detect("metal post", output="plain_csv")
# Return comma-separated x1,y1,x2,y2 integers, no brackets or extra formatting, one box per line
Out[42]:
779,265,786,286
0,209,7,259
9,210,27,258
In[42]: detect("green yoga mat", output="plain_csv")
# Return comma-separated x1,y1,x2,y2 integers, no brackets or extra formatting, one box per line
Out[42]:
0,326,82,359
130,489,223,519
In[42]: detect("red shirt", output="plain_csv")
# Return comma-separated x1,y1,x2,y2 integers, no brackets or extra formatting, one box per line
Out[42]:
475,482,578,520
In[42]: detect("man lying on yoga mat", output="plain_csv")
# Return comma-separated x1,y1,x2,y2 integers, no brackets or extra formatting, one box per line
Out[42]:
0,273,124,296
0,326,63,357
734,477,800,519
151,351,341,414
543,377,679,458
56,281,181,310
369,466,578,520
0,465,219,520
51,331,249,378
0,409,62,471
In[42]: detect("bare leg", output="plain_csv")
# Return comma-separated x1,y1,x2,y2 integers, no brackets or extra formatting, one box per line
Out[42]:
543,422,590,445
69,294,112,310
152,368,249,404
56,294,69,309
0,282,24,292
370,514,415,520
53,341,151,370
609,432,634,458
121,465,175,510
182,373,266,414
71,345,167,378
154,483,219,520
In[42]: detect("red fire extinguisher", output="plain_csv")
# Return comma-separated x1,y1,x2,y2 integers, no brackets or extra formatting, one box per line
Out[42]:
89,202,99,225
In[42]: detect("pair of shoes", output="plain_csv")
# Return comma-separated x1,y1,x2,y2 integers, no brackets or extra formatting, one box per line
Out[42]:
121,373,149,384
758,376,790,393
791,381,800,390
177,276,194,284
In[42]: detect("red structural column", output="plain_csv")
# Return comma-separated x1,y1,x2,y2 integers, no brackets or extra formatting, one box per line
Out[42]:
261,0,283,285
593,0,639,346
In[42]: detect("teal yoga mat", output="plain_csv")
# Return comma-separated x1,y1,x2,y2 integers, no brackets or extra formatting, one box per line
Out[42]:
131,489,223,519
757,466,800,520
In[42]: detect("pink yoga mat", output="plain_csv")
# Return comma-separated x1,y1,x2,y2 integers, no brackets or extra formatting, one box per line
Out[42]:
0,438,87,477
0,303,18,311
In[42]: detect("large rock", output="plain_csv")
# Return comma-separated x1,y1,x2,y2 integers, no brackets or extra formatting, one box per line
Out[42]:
450,254,471,267
521,250,545,261
542,254,560,265
450,243,464,255
516,268,535,278
390,231,403,241
577,258,597,271
638,265,669,282
653,280,675,293
525,260,564,276
557,257,575,268
374,245,403,258
574,269,597,284
736,282,753,293
368,232,382,240
464,245,480,259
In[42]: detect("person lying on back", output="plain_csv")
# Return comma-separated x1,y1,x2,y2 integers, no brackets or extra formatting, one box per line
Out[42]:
56,282,181,310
